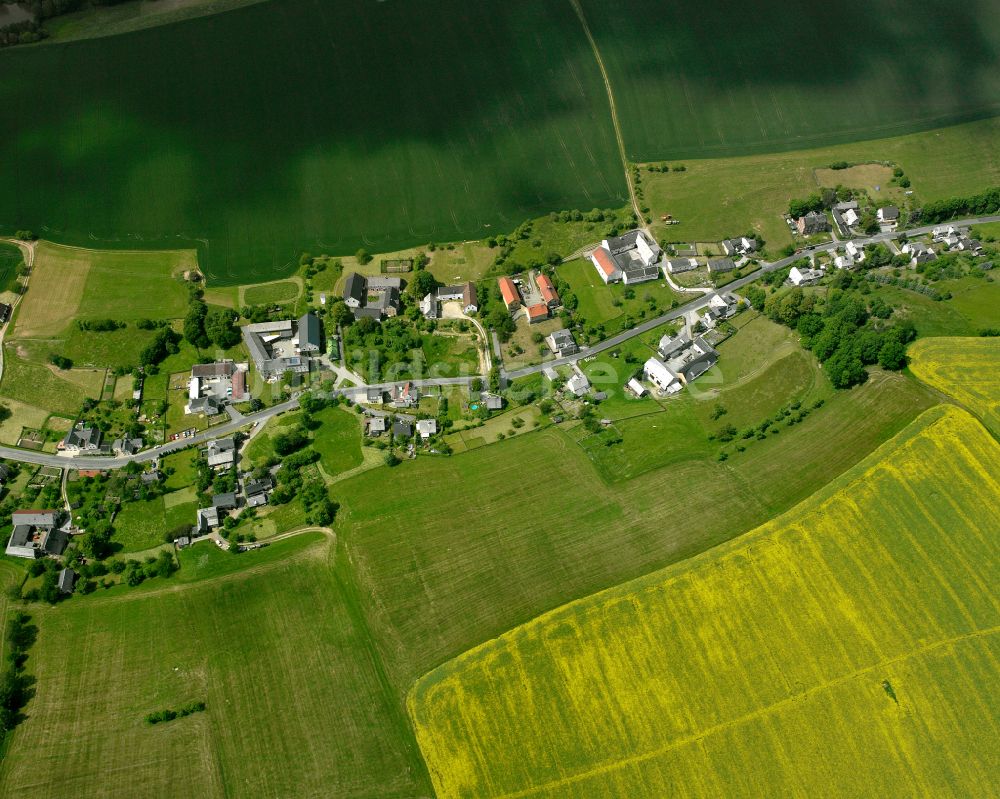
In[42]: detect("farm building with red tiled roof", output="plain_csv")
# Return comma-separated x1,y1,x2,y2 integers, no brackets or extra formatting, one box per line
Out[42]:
498,277,521,310
590,246,621,283
535,274,559,307
526,303,550,324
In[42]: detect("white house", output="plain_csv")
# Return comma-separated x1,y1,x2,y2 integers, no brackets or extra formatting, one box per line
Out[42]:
902,241,937,266
790,265,824,286
664,257,698,274
416,419,438,440
845,241,866,263
842,208,860,228
626,377,647,397
565,372,591,397
643,357,682,395
877,206,900,228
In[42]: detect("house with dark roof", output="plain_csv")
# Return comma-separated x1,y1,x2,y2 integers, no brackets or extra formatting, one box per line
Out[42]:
462,282,478,313
546,328,578,357
664,257,699,274
721,237,757,257
112,437,143,456
796,211,829,235
192,361,236,379
206,437,237,468
343,272,366,308
877,206,900,228
58,568,76,595
212,492,238,511
298,311,322,352
392,419,413,439
62,425,103,454
6,510,65,559
0,302,12,324
707,258,737,275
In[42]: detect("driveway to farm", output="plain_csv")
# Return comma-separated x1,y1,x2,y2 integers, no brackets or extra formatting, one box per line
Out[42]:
0,238,36,384
442,301,492,373
503,214,1000,380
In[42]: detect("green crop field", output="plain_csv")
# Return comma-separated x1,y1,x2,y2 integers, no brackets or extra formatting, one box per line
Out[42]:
333,369,934,701
0,533,433,798
581,0,1000,160
0,0,624,284
410,405,1000,798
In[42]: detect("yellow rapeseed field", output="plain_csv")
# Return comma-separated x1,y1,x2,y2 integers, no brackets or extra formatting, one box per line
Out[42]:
909,336,1000,435
409,405,1000,798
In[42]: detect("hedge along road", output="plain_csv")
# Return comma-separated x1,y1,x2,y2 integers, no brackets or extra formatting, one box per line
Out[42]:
503,214,1000,380
0,214,996,470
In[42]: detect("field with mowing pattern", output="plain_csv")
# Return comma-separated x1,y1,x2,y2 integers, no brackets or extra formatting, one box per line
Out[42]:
0,0,624,283
0,533,433,798
909,336,1000,434
641,118,1000,250
0,241,21,294
333,370,935,702
409,405,1000,798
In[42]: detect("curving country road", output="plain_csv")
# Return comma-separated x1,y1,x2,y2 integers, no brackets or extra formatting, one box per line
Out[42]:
0,215,996,470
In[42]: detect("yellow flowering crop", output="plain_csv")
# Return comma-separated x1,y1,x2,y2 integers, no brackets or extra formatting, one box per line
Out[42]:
909,336,1000,435
409,405,1000,798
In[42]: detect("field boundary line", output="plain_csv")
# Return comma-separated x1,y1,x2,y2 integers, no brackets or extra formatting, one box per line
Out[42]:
495,623,1000,799
568,0,642,222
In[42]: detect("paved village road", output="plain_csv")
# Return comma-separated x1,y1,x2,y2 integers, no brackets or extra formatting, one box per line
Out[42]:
502,214,1000,380
0,215,996,469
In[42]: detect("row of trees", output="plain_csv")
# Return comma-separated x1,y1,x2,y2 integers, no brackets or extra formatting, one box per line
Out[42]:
914,186,1000,224
0,613,36,736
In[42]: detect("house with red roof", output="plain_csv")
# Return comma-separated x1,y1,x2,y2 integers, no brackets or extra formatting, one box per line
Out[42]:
590,246,622,283
535,274,560,307
498,277,521,311
526,303,550,324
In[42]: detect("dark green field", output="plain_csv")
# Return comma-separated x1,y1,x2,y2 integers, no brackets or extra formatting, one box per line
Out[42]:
580,0,1000,159
0,242,21,293
3,0,998,283
0,0,624,284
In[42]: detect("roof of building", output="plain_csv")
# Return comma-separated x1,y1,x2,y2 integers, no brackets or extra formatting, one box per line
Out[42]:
437,284,464,299
526,303,549,321
482,393,503,410
244,478,273,496
189,396,221,414
566,373,590,395
64,426,102,448
621,263,660,282
368,416,387,432
192,361,236,379
463,282,478,307
367,276,402,290
212,492,238,509
393,420,413,437
879,205,900,220
498,277,520,307
12,510,58,527
605,230,644,254
416,419,438,435
58,568,76,594
707,258,737,273
344,272,366,303
298,311,322,351
548,328,575,347
353,306,383,320
591,247,619,278
535,274,559,304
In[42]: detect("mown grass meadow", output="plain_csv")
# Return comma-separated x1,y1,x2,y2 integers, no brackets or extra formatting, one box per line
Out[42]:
409,405,1000,798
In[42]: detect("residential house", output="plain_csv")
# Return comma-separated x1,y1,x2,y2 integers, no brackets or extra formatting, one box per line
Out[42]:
297,311,323,353
212,492,238,511
481,393,503,411
58,568,76,595
420,292,440,320
643,357,682,395
706,258,737,275
932,225,968,242
789,265,824,286
366,387,385,404
112,437,143,456
877,206,900,228
565,372,590,397
536,274,560,307
700,293,741,327
392,382,419,408
902,241,936,266
956,238,984,254
141,470,162,485
343,272,366,308
664,257,699,274
842,208,860,228
187,395,222,416
0,302,11,324
526,303,550,324
546,328,578,358
392,419,413,439
368,416,387,435
498,277,521,310
721,237,757,257
416,419,438,440
845,240,867,264
6,510,66,559
657,329,691,360
591,229,661,284
244,477,273,498
61,425,103,454
195,506,219,533
436,284,464,302
462,282,478,313
796,211,829,235
206,437,236,469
